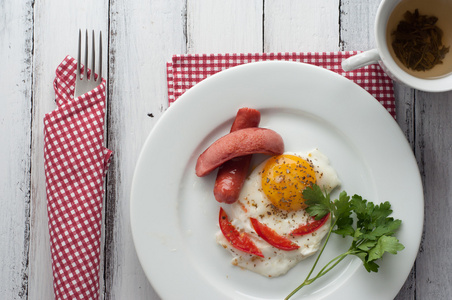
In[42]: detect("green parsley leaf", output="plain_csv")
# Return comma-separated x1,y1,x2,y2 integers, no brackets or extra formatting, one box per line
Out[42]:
362,219,402,241
362,259,380,273
285,184,405,300
332,191,354,237
357,240,377,251
368,235,405,261
303,184,331,220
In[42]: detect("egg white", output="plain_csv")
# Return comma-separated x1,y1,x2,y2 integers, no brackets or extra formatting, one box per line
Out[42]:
216,148,340,277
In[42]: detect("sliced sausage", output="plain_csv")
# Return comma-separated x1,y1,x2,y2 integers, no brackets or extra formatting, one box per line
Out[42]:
195,127,284,177
213,108,261,203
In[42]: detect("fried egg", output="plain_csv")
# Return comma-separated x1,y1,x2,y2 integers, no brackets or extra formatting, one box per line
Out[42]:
216,148,340,277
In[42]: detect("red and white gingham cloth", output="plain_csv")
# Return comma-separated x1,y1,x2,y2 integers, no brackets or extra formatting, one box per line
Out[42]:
167,52,396,118
44,56,112,300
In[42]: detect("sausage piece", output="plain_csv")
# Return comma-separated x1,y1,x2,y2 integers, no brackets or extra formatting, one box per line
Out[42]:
195,127,284,177
213,108,260,203
229,107,261,132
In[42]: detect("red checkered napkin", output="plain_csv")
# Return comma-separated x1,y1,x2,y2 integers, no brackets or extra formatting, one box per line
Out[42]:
44,56,112,300
167,52,396,118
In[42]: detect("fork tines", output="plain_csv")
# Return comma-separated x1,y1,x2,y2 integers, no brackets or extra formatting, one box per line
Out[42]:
74,29,103,98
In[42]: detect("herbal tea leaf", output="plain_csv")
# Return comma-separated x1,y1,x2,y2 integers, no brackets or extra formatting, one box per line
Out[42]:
368,235,405,261
392,9,450,72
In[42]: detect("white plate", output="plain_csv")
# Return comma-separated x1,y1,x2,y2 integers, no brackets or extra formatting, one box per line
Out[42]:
130,61,423,300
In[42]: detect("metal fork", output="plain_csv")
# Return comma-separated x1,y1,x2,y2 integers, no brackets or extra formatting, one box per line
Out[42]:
74,29,103,98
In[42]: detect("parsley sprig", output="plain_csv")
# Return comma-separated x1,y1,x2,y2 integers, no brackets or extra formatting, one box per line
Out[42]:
285,184,405,299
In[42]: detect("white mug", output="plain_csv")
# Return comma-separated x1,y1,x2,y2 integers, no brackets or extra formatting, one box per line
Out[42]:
342,0,452,92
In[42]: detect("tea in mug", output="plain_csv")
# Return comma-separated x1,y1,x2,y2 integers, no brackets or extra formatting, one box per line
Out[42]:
386,0,452,79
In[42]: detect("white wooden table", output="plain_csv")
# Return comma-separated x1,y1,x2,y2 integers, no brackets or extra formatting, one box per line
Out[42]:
1,0,451,299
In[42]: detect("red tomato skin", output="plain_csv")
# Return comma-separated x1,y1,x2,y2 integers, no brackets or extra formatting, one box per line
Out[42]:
290,214,330,236
219,208,264,258
250,218,300,251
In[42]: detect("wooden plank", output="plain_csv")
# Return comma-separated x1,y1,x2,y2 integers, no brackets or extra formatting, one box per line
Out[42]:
392,82,417,299
340,1,416,298
414,91,452,299
28,1,109,299
187,0,263,53
105,0,186,298
0,1,33,299
392,81,416,300
109,1,263,298
264,0,340,52
393,85,416,144
338,0,380,50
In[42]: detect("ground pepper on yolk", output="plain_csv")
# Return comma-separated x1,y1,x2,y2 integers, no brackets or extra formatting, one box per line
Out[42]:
261,154,316,211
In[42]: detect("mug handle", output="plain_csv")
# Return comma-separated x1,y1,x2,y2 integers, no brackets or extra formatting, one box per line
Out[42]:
341,49,380,71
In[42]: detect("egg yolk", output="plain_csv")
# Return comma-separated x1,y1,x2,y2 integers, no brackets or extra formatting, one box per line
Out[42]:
261,154,316,211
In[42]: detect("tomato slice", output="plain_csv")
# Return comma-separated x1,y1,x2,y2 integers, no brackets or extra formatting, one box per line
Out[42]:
290,213,330,236
250,218,300,251
219,208,264,258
